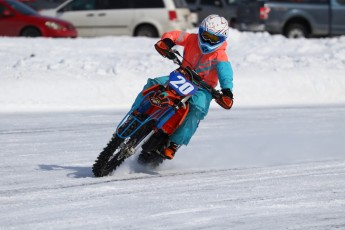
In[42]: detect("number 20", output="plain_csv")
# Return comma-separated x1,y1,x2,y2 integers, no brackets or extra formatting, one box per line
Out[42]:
170,76,195,95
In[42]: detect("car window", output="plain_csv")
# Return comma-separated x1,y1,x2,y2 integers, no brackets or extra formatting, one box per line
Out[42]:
226,0,237,5
337,0,345,4
0,4,5,15
62,0,96,11
185,0,197,3
200,0,223,6
5,0,37,15
173,0,189,8
96,0,129,9
131,0,164,8
22,0,66,11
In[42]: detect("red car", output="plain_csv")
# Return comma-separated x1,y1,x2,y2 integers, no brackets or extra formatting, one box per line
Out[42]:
0,0,77,37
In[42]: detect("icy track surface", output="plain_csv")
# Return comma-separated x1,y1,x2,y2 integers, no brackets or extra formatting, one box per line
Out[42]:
1,107,345,229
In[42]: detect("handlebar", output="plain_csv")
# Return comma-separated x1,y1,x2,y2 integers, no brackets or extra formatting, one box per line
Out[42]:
169,50,221,100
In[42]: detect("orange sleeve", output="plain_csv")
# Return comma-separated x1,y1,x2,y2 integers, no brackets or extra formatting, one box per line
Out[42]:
161,31,191,47
215,44,229,62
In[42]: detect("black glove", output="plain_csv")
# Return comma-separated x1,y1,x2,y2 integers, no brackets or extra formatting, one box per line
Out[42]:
215,88,233,110
154,38,176,59
222,88,233,99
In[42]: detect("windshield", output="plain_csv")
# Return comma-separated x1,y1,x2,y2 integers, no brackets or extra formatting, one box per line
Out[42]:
5,0,37,15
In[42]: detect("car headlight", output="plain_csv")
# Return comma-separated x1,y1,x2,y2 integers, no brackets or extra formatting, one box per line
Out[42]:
45,21,62,30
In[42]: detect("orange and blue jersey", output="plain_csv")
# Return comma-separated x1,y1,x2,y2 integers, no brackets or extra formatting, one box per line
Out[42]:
162,30,233,91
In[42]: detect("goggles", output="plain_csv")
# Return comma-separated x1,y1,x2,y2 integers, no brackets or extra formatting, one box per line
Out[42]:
199,27,226,45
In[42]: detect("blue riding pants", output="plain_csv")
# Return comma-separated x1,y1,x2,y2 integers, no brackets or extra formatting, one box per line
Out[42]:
132,76,213,145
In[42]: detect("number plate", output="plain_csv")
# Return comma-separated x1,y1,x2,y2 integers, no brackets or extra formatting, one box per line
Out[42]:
168,70,198,96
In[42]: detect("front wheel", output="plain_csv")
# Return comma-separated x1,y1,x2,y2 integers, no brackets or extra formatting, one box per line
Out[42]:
92,134,124,177
20,27,42,37
92,113,152,177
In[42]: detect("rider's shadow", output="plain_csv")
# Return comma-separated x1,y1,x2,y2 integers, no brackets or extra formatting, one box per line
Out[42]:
38,164,93,178
38,163,161,178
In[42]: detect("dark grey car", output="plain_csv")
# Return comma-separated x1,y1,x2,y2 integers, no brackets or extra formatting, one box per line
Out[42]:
186,0,238,26
266,0,345,37
237,0,345,38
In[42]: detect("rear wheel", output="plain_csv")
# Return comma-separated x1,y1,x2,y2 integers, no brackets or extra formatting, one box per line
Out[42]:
285,23,309,39
137,130,168,168
134,25,158,38
138,151,165,168
20,27,42,37
229,18,236,28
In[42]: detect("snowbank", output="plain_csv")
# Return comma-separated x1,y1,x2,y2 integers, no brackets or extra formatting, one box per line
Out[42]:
1,30,345,112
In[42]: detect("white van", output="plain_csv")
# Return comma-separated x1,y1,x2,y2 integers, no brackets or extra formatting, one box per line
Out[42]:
40,0,197,37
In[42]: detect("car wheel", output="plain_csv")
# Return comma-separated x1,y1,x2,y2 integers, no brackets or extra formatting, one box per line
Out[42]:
285,23,309,39
20,27,42,37
135,25,158,38
229,18,236,28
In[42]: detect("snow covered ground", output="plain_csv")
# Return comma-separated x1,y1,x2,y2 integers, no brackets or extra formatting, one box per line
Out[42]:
1,29,345,111
1,30,345,229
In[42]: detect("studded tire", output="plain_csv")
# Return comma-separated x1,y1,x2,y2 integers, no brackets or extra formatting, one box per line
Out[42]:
92,134,124,177
92,113,152,177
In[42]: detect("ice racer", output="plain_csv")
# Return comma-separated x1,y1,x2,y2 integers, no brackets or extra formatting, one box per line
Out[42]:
132,14,234,160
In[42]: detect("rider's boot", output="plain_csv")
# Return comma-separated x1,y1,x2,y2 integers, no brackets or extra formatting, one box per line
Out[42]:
163,142,180,160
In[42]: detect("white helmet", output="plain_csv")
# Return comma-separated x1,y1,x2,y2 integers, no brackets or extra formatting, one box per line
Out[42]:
198,14,229,54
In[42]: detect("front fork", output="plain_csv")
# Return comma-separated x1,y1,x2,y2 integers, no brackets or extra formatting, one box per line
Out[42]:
117,130,155,160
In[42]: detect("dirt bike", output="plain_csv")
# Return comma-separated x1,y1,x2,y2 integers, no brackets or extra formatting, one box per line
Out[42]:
92,50,222,177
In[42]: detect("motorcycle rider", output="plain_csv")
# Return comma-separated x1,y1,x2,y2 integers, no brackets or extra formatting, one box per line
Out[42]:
132,14,234,160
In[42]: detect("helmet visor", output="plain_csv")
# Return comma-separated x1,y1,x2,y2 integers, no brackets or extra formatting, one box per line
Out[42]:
201,31,220,44
199,28,226,45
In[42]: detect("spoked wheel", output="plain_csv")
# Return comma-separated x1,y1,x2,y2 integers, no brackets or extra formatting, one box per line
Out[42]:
92,113,152,177
92,134,124,177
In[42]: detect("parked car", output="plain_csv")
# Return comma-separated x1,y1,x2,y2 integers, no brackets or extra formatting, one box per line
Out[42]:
186,0,238,26
237,0,345,38
40,0,197,37
266,0,345,38
0,0,77,37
